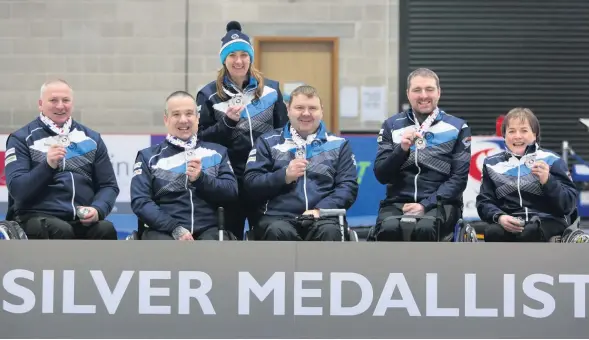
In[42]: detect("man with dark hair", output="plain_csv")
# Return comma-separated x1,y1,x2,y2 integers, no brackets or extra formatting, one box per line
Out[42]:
5,79,119,239
371,68,471,241
131,90,238,240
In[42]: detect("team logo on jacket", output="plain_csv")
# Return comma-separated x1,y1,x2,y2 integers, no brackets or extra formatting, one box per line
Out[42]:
231,34,239,39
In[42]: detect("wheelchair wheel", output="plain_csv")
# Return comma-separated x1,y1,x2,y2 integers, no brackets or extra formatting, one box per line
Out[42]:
125,230,139,240
0,221,27,240
458,223,478,243
348,229,359,242
0,227,9,240
565,229,589,243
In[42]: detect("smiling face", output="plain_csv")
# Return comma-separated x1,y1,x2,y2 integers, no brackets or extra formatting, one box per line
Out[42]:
288,93,323,138
407,75,440,115
504,117,537,156
224,51,250,82
38,82,73,127
164,95,199,140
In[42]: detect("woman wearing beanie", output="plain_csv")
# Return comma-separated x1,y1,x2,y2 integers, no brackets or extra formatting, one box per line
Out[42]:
196,21,288,240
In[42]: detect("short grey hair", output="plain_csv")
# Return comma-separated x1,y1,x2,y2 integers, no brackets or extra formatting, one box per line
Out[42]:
164,90,197,115
40,79,72,99
407,68,440,89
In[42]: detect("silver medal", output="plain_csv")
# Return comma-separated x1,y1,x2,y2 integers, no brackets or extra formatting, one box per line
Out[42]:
185,149,198,161
76,206,91,219
525,157,536,168
295,148,306,159
415,138,426,150
57,135,70,147
232,94,243,106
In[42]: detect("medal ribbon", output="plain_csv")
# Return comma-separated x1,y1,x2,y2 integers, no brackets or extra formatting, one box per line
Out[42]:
39,113,72,136
40,113,72,171
290,125,317,159
165,134,198,150
412,108,439,136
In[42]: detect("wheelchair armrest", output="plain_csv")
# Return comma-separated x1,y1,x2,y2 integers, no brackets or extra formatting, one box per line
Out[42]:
318,209,346,218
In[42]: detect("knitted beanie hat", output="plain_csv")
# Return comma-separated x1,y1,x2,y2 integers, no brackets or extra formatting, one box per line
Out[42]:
219,21,254,64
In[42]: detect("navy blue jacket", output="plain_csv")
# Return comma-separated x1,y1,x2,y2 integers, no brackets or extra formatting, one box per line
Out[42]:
5,118,119,221
243,122,358,217
196,77,288,180
374,109,471,211
476,145,578,225
130,139,238,235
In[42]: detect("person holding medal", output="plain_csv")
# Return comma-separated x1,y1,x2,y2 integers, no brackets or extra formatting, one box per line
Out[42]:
130,91,238,241
476,108,577,242
4,79,119,239
196,20,288,240
371,68,471,241
243,85,358,241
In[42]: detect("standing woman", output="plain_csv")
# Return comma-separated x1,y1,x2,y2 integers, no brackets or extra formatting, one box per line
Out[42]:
196,21,288,240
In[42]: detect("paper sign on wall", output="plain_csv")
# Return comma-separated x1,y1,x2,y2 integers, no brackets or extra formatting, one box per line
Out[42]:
339,87,359,118
360,86,386,122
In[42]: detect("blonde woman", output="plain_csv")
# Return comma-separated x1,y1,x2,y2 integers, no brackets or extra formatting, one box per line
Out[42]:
196,21,288,239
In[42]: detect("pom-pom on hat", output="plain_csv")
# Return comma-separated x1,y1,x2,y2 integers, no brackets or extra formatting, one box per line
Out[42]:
219,21,254,65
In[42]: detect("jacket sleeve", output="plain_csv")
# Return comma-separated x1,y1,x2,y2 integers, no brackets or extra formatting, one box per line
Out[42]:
130,152,181,233
541,158,578,216
196,91,237,146
420,124,472,211
243,137,293,202
373,121,410,184
314,141,359,210
190,149,238,205
272,85,289,129
476,160,506,224
90,136,120,219
5,134,57,204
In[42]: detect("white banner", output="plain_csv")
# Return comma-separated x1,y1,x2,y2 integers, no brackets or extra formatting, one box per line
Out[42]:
0,134,151,203
463,136,505,220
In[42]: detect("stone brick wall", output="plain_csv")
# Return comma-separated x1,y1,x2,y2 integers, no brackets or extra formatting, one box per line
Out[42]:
0,0,399,133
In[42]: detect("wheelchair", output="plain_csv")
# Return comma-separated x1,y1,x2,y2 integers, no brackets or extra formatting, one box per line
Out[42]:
366,197,478,242
546,209,589,243
244,208,359,242
0,196,28,240
126,207,235,241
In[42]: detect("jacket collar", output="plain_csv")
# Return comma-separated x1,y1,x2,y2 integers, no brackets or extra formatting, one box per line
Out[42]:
405,108,445,125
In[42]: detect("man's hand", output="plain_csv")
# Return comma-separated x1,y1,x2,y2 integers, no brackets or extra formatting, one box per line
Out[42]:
178,232,194,241
532,160,550,185
402,203,425,216
186,159,202,182
47,145,66,169
225,105,244,122
498,215,524,233
401,128,420,151
303,209,319,218
78,206,99,225
285,158,308,184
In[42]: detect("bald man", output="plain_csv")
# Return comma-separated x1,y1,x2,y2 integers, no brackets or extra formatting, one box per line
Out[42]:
5,79,119,239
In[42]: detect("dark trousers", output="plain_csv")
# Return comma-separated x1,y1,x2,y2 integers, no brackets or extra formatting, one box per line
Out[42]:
483,218,567,242
373,203,459,241
141,227,235,240
255,215,344,241
17,213,117,240
223,179,260,240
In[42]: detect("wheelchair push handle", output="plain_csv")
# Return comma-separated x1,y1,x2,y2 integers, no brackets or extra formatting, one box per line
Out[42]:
218,207,224,241
318,209,346,218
